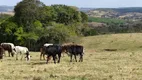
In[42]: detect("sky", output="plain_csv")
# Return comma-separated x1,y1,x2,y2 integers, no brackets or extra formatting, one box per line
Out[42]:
1,0,142,8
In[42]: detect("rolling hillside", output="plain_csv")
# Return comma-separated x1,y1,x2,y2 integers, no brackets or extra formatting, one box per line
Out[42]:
0,6,14,16
86,7,142,20
0,6,13,12
81,33,142,51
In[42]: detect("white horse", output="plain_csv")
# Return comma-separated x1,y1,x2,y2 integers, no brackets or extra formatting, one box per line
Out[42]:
40,43,53,60
14,46,30,61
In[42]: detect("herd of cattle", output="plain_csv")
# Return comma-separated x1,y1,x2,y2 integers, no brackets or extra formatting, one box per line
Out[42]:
0,43,84,64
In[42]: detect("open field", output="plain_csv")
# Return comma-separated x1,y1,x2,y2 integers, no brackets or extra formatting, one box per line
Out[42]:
1,33,142,80
81,33,142,51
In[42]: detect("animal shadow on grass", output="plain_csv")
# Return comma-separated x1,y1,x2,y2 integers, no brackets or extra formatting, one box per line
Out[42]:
31,61,57,65
31,61,46,65
7,59,12,61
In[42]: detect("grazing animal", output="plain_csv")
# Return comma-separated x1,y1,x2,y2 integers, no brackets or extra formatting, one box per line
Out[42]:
45,44,63,64
0,46,4,59
40,43,53,60
1,43,15,57
13,46,30,61
64,44,84,62
61,42,76,56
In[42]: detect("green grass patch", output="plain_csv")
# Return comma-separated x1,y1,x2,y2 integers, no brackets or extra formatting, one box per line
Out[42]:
88,17,125,24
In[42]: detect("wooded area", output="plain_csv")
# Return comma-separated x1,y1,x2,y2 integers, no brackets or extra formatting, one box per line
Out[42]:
0,0,89,51
1,0,142,51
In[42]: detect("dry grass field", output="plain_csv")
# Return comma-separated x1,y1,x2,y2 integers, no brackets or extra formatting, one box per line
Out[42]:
1,33,142,80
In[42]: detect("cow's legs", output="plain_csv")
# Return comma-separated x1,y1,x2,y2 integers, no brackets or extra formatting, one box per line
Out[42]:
62,52,65,57
81,55,83,62
3,51,6,57
52,55,56,64
74,55,77,62
43,53,46,60
79,54,83,62
16,54,18,60
46,55,51,64
40,52,42,60
70,54,73,62
57,53,61,63
40,52,45,60
8,51,10,57
21,53,23,60
11,52,14,57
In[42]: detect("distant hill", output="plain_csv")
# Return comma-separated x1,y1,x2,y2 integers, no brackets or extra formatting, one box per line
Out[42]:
79,8,94,12
1,6,142,20
86,7,142,21
0,6,14,16
0,6,14,12
112,7,142,13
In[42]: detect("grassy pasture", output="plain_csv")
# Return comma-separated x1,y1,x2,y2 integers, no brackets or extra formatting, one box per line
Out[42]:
1,33,142,80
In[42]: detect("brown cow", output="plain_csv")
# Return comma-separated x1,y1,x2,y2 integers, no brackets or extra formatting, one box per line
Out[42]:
63,44,84,62
61,42,75,56
1,43,15,57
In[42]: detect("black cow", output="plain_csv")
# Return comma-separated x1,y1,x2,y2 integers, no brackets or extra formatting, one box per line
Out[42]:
45,44,63,64
40,43,53,60
0,46,4,59
65,44,84,62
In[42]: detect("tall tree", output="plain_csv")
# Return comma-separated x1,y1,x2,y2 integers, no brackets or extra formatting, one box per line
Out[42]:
51,5,82,25
14,0,45,31
80,11,88,23
0,17,18,43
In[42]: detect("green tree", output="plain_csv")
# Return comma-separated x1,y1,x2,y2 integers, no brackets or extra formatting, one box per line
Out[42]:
0,17,18,43
0,1,89,50
37,23,77,44
80,11,88,23
39,6,56,26
14,0,45,31
51,5,82,25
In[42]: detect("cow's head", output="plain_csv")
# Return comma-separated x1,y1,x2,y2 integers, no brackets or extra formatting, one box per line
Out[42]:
11,48,16,57
25,51,30,61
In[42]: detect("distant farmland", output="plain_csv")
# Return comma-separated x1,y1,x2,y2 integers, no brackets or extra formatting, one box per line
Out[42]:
0,12,14,16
